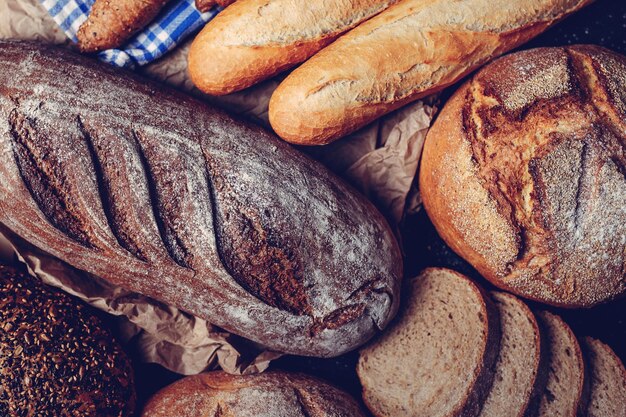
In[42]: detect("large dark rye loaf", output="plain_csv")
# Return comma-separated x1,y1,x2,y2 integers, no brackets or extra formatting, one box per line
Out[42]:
0,40,402,357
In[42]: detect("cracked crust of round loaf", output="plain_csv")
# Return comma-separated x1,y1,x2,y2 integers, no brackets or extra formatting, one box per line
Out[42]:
420,45,626,308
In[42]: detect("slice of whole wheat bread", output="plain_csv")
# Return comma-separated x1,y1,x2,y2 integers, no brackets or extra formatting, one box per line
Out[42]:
357,267,501,417
479,292,548,417
536,311,588,417
582,337,626,417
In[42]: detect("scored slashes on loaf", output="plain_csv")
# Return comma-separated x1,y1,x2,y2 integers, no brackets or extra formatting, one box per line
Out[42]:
0,41,402,357
420,45,626,308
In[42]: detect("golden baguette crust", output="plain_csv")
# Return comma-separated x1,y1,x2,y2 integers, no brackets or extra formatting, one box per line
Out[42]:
142,371,366,416
188,0,398,95
269,0,593,145
77,0,170,52
420,45,626,308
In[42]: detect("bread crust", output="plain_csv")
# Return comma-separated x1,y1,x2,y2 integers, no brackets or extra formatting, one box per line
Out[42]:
188,0,398,95
268,0,593,145
77,0,171,52
0,40,402,357
420,45,626,308
142,371,366,416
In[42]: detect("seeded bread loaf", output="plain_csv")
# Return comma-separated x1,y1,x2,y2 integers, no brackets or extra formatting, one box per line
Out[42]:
0,263,135,417
142,371,366,416
269,0,593,145
478,292,548,417
581,337,626,417
188,0,399,95
0,40,402,357
535,311,588,417
357,268,501,417
77,0,171,52
420,45,626,308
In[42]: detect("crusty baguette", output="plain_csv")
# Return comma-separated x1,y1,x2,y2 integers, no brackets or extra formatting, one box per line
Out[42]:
419,45,626,308
0,40,402,357
269,0,594,145
357,268,501,417
142,371,366,416
188,0,399,95
77,0,171,52
195,0,235,13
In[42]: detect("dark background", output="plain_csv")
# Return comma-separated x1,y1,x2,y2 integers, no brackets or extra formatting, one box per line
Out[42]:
131,0,626,412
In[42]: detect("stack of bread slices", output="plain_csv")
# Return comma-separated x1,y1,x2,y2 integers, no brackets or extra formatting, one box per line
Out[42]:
357,268,626,417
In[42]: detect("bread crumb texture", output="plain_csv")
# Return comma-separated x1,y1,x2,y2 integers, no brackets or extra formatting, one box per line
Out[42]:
583,337,626,417
536,311,586,417
357,268,499,417
478,292,543,417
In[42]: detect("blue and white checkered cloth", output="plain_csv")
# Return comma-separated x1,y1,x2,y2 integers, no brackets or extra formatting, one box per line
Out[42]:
39,0,219,68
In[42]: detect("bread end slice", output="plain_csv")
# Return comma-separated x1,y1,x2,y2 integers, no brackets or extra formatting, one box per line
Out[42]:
357,267,500,417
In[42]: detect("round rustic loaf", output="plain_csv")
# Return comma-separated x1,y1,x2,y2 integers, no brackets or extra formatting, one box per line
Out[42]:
420,45,626,307
142,371,366,416
0,263,135,417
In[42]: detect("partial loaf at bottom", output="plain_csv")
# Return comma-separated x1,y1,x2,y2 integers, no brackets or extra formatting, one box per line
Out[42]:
142,371,366,417
0,263,135,417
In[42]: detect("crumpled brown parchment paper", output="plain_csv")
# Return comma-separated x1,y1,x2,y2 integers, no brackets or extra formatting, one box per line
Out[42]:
0,0,435,375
